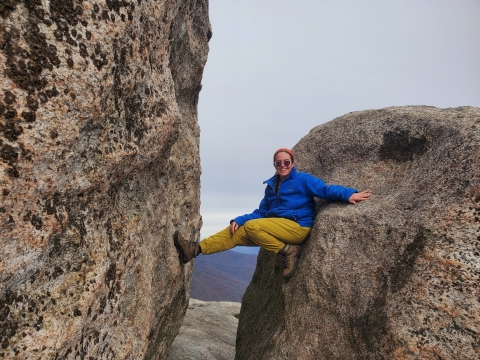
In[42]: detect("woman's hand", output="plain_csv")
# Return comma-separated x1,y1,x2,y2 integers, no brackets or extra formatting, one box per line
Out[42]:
349,190,372,205
230,221,239,235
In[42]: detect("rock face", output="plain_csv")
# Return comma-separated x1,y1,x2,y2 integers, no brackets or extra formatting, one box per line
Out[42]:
168,299,240,360
236,106,480,359
0,1,209,359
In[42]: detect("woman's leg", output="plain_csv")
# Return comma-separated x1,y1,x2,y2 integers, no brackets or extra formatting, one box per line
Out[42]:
199,218,310,255
243,218,311,253
200,225,256,255
176,218,310,276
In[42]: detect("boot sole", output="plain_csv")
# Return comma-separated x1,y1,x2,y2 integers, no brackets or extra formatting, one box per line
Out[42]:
173,231,188,264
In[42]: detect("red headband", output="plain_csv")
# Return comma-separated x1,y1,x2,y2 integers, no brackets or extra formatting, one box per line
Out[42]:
273,148,295,161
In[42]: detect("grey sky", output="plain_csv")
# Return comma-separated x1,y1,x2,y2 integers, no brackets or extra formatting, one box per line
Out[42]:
198,0,480,240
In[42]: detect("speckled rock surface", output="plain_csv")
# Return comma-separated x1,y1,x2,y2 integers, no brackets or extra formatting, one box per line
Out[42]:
168,299,240,360
236,106,480,360
0,0,210,358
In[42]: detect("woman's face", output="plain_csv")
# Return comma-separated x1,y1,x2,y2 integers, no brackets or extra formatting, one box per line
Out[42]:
274,151,294,181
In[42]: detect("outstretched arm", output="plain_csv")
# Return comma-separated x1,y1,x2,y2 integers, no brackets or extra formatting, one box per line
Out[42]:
349,190,372,205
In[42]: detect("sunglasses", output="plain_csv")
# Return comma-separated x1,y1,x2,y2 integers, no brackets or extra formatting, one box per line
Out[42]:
274,160,291,168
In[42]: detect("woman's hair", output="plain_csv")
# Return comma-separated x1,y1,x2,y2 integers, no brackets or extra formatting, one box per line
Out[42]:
273,148,294,162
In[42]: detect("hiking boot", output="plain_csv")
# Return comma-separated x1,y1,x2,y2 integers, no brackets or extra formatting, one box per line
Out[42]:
174,231,200,264
280,244,301,278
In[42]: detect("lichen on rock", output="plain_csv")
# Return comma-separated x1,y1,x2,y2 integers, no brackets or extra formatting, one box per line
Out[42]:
0,0,210,358
236,106,480,360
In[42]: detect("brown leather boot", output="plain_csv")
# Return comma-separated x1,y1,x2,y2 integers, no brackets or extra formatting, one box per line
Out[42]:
174,231,200,264
281,244,301,278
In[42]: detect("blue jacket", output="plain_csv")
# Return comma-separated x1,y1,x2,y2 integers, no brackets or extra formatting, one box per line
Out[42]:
233,167,357,228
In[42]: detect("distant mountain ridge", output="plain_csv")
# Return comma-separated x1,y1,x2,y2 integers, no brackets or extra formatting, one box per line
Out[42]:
190,250,257,302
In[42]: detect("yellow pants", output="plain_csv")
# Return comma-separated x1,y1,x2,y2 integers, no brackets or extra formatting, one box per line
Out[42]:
200,218,311,254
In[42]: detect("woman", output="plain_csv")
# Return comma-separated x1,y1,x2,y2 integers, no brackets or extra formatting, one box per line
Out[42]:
174,148,371,278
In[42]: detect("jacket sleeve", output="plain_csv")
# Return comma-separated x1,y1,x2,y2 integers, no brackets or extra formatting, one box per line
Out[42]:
232,187,270,226
303,173,357,203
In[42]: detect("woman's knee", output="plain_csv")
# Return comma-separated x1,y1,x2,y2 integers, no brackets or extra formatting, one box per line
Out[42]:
243,220,260,236
243,220,253,235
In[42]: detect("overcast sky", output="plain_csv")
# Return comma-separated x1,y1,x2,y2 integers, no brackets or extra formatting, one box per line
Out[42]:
197,0,480,244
